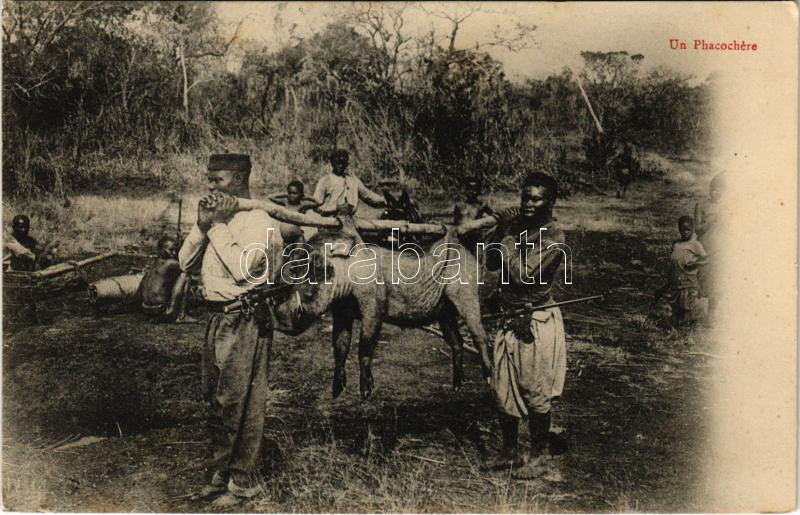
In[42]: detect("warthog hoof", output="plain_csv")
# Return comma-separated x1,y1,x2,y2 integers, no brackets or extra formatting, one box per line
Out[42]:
359,375,374,400
452,376,463,392
332,372,346,399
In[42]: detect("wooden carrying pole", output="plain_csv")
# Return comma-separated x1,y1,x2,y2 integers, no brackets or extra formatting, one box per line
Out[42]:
236,198,496,237
237,198,342,230
32,252,117,280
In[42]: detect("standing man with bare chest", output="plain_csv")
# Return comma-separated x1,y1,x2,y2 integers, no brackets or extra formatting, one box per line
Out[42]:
178,154,284,508
486,172,569,480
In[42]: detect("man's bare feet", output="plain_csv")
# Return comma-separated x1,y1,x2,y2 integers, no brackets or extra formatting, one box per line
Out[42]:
208,479,261,510
175,315,198,324
210,492,245,510
511,454,551,480
189,470,228,500
189,484,226,501
482,451,523,471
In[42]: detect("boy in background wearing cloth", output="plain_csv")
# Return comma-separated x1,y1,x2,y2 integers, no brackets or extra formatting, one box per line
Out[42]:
666,216,710,329
268,179,318,244
4,214,54,271
453,177,494,225
693,174,723,318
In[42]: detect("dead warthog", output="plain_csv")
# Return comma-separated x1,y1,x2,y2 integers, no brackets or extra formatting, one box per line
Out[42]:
273,226,493,400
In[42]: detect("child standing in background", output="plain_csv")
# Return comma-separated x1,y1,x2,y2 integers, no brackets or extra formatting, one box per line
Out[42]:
656,216,711,332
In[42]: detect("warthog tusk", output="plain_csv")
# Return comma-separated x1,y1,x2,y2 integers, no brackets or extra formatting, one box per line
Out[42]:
294,290,303,314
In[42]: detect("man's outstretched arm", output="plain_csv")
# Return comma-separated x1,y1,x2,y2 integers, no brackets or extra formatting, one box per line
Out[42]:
356,177,387,207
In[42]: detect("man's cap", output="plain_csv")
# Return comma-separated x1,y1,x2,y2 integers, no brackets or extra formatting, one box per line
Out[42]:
12,214,29,227
329,149,349,163
207,154,251,172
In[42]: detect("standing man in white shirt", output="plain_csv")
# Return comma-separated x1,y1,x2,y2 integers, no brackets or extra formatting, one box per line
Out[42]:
178,153,284,508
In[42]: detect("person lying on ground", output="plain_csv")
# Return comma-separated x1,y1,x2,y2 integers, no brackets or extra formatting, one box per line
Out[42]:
139,235,196,324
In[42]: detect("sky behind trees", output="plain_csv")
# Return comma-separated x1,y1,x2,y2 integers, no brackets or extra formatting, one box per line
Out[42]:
215,2,777,83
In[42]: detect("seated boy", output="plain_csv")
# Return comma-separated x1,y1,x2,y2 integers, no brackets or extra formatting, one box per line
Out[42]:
140,235,196,323
453,177,494,225
269,179,318,244
655,216,710,330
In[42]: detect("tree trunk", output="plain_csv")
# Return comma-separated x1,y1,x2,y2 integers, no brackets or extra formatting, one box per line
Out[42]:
22,126,33,197
73,95,86,187
448,21,459,52
178,43,189,119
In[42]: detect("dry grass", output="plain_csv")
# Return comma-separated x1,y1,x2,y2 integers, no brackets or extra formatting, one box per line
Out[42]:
2,175,701,283
1,194,207,258
1,442,51,511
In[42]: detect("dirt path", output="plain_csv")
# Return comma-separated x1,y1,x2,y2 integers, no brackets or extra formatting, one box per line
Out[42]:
2,169,717,512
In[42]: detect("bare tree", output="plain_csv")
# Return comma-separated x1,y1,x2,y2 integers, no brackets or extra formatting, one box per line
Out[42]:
416,3,536,55
579,51,644,130
135,3,244,119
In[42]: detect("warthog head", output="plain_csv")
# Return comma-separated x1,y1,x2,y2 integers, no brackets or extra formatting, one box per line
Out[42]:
380,188,423,224
272,249,347,335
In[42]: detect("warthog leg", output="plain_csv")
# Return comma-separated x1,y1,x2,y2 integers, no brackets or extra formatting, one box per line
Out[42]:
331,315,353,399
446,286,492,382
357,298,383,400
331,299,359,399
437,303,465,391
